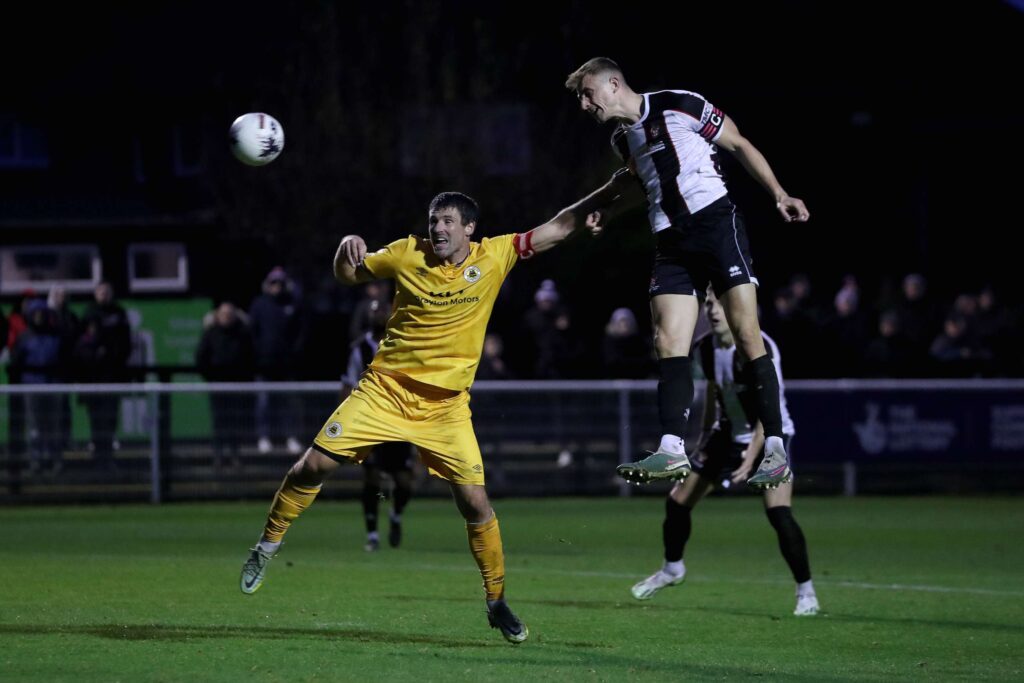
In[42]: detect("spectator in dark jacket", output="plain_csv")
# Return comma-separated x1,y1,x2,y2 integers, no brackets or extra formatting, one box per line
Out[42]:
975,285,1019,375
603,307,654,379
47,286,79,452
249,267,307,454
76,281,131,470
197,302,255,469
929,313,990,377
12,299,63,475
863,310,919,378
894,273,941,355
476,333,514,381
821,277,870,377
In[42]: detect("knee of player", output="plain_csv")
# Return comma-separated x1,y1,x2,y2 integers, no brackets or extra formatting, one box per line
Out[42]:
458,495,494,523
653,329,689,356
290,449,332,483
734,329,766,358
668,482,689,505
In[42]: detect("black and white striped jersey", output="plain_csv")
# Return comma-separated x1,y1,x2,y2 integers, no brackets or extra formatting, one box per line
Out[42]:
696,331,795,444
342,332,378,389
612,89,729,232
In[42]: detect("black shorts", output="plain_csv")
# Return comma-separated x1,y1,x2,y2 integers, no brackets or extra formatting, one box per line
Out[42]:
695,430,793,482
649,196,758,299
362,441,413,474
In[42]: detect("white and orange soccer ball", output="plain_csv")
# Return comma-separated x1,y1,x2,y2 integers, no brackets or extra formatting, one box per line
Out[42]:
229,112,285,166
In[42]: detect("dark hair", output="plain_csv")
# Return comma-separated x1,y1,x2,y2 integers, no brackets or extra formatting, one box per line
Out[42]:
428,192,479,226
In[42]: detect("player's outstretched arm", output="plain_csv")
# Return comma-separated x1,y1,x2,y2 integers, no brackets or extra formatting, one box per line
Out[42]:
518,169,637,255
516,208,601,256
731,422,765,484
590,168,646,234
334,235,373,285
714,116,810,223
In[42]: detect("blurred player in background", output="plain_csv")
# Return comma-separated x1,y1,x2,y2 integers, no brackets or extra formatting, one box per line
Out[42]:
630,291,819,615
342,298,415,552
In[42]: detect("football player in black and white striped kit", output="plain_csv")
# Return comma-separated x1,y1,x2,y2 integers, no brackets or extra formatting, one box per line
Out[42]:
631,290,819,615
566,57,810,490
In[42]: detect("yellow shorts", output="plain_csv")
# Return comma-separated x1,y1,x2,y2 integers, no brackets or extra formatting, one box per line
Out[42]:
312,369,484,485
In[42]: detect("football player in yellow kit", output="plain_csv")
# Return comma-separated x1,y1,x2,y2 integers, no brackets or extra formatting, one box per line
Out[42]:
240,190,605,643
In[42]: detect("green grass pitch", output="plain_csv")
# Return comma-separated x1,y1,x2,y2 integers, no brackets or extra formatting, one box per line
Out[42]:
2,496,1022,681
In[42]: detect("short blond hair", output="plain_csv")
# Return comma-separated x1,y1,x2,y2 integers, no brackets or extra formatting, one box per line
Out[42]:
564,57,623,92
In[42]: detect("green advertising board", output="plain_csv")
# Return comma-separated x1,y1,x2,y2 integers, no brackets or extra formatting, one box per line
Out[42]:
1,298,214,444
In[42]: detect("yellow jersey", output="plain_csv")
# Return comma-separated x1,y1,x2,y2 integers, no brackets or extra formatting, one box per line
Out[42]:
362,234,520,391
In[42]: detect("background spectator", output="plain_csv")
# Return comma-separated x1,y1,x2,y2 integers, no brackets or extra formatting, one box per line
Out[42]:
863,309,918,378
76,282,131,471
476,333,513,381
929,313,988,377
197,302,255,470
250,267,307,454
894,273,941,356
11,299,63,475
348,281,391,341
46,286,80,452
602,307,654,379
822,276,870,377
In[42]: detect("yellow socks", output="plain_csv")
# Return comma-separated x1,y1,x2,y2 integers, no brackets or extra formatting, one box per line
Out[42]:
262,478,322,544
467,515,506,601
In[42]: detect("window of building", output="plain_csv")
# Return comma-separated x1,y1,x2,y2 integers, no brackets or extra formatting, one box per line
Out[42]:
127,243,189,293
0,245,101,295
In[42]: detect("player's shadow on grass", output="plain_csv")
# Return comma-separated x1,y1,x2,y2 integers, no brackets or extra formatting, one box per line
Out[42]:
0,623,490,648
385,593,676,612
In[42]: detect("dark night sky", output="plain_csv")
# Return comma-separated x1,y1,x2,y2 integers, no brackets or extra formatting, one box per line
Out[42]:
3,1,1022,317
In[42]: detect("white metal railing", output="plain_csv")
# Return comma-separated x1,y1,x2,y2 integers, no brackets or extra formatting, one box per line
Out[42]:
2,379,1022,502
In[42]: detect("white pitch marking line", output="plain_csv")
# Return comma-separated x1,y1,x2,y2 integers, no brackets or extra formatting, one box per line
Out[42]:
381,561,1024,598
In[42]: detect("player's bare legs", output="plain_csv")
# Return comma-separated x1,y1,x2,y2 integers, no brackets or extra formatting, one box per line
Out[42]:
240,447,340,594
451,483,528,643
616,294,699,484
719,284,791,489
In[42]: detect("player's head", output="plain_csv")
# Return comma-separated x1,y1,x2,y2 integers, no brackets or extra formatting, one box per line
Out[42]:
427,192,478,261
565,57,630,123
704,289,732,339
366,298,391,336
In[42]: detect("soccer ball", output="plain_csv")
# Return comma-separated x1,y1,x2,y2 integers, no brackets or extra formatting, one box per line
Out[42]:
229,112,285,166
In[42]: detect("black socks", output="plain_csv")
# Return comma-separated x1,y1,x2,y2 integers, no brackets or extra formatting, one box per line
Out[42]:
663,497,693,563
766,506,811,583
658,356,693,437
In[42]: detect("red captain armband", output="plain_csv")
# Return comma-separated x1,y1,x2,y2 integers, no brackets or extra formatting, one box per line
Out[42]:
514,231,536,260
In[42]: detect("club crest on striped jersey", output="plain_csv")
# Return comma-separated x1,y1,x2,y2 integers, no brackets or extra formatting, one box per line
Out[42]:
463,265,482,283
